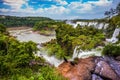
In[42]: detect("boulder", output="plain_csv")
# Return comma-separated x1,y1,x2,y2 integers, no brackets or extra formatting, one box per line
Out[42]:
94,60,119,80
58,57,95,80
58,56,120,80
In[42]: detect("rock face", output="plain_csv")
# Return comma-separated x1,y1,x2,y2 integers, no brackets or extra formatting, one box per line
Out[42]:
58,56,120,80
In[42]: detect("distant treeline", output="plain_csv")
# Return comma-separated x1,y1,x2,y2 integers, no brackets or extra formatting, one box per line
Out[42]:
0,15,53,27
68,18,107,23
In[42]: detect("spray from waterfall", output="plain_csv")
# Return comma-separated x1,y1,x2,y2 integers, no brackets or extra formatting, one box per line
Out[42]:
72,46,79,59
106,28,120,43
36,51,63,67
72,46,102,60
66,20,108,29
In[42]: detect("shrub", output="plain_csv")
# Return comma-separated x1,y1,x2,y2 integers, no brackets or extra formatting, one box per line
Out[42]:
102,44,120,57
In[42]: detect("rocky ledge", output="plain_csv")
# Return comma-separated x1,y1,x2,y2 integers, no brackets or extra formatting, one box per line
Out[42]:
58,56,120,80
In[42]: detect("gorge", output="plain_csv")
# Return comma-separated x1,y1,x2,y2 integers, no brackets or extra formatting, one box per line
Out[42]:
0,0,120,80
8,26,120,80
3,18,120,80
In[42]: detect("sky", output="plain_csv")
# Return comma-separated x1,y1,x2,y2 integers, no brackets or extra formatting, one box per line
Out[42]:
0,0,120,19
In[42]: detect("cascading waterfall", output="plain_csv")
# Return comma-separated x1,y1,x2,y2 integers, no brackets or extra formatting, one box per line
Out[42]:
72,46,102,60
106,28,120,43
9,28,62,67
66,21,108,29
9,28,103,67
72,46,79,60
36,51,63,67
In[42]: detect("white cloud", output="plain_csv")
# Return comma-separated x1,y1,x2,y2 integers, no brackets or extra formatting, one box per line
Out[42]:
0,8,10,12
68,2,93,13
54,0,68,5
1,0,113,19
43,5,69,14
3,0,27,9
68,0,112,13
87,0,113,7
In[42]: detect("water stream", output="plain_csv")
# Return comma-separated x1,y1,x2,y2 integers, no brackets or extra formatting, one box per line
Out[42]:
9,28,102,67
72,46,102,60
66,20,108,29
106,28,120,43
9,28,63,67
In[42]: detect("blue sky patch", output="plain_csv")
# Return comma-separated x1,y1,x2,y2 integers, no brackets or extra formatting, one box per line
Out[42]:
0,0,119,19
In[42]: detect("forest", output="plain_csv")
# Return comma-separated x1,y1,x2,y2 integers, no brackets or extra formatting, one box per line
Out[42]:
0,15,53,27
0,24,67,80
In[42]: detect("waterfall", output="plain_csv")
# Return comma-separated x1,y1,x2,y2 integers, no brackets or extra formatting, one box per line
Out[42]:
72,46,79,59
106,28,120,43
66,21,108,29
66,20,76,28
72,46,102,60
9,28,62,67
36,51,63,67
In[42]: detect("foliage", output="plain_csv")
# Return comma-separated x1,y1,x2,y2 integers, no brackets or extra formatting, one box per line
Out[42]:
0,24,66,80
55,24,105,56
71,18,107,23
33,21,64,35
38,66,68,80
33,21,57,30
45,39,66,59
0,33,38,76
2,66,67,80
0,24,6,33
102,44,120,57
105,15,120,38
0,15,53,27
104,3,120,38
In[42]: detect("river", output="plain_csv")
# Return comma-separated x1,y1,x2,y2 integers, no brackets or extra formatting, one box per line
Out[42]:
8,28,63,67
8,28,102,67
9,28,55,43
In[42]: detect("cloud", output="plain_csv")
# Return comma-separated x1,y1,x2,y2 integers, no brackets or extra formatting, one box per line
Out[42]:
87,0,113,7
0,0,114,19
68,2,93,13
68,0,112,13
0,8,10,12
43,5,69,14
54,0,68,5
3,0,27,9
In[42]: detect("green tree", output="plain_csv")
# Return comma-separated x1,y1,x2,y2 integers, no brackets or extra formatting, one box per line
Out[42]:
0,24,6,33
102,44,120,57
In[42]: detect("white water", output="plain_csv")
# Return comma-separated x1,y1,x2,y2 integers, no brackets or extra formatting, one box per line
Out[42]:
36,51,63,67
72,46,102,60
9,28,63,67
9,28,55,44
106,28,120,43
9,28,103,67
66,21,108,29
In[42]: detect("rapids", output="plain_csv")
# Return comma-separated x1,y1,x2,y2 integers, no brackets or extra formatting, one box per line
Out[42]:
9,28,102,67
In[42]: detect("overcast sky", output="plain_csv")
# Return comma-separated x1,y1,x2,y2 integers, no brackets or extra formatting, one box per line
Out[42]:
0,0,120,19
